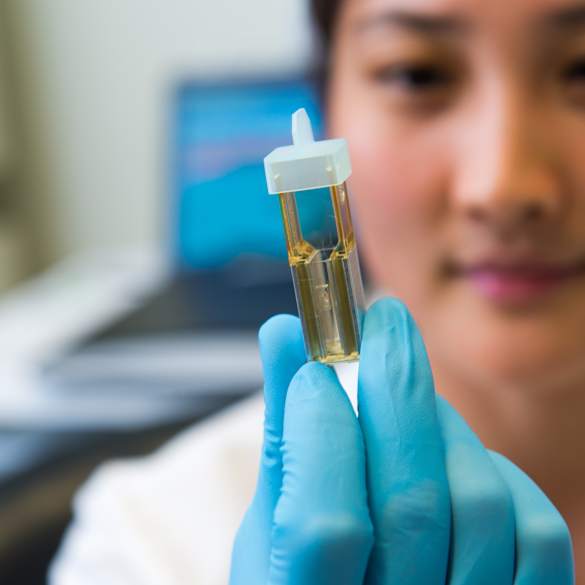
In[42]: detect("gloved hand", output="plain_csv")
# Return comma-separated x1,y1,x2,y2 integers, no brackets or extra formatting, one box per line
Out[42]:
229,298,574,585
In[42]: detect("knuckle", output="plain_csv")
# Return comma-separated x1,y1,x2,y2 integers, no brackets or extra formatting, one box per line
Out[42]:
371,296,412,323
275,510,374,556
379,479,450,536
386,296,411,317
456,474,512,525
286,362,333,406
391,297,412,319
523,512,572,556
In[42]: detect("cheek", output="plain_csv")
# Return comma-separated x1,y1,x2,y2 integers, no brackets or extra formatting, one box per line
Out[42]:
344,118,448,295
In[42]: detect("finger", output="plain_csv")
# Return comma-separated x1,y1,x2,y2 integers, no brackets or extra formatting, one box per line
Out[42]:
230,314,306,583
436,397,515,585
489,451,574,585
358,298,451,585
258,314,307,500
269,362,373,585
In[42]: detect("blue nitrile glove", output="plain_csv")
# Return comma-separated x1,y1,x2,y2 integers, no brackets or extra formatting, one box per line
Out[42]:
230,299,574,585
230,313,373,585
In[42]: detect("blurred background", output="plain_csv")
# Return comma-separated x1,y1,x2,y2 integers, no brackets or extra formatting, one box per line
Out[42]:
0,1,323,581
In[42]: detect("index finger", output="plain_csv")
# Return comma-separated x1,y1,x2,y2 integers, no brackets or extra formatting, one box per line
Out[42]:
358,298,450,585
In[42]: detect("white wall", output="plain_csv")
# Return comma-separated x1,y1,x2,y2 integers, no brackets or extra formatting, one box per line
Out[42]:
5,0,313,263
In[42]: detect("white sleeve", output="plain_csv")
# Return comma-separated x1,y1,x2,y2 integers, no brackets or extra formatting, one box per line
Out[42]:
48,394,263,585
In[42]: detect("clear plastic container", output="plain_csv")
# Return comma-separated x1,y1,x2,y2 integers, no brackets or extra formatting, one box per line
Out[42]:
265,109,365,363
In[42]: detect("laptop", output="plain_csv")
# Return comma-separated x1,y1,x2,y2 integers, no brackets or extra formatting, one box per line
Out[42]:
42,76,324,401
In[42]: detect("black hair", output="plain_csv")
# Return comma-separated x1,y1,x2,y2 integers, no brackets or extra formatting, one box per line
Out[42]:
311,0,341,51
310,0,342,99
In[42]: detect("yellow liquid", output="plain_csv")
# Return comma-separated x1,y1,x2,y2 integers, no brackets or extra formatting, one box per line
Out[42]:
279,185,365,364
290,241,363,364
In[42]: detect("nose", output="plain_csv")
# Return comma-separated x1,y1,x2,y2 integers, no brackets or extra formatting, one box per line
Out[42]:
452,88,566,237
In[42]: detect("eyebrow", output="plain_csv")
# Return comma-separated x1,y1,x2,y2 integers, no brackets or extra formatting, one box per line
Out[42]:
354,10,469,37
355,3,585,38
545,3,585,29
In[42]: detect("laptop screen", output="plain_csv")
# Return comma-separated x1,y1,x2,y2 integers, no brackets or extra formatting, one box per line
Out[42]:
173,78,324,270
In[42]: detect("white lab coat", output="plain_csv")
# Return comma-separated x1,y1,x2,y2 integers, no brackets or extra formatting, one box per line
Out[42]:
49,393,264,585
48,364,358,585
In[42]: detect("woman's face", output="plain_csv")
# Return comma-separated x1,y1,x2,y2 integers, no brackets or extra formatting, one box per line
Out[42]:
328,0,585,392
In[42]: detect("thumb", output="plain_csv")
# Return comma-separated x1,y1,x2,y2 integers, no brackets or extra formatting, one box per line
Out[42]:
230,314,306,584
258,314,307,503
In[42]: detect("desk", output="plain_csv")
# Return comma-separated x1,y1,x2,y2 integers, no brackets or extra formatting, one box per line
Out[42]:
0,248,255,583
0,248,168,429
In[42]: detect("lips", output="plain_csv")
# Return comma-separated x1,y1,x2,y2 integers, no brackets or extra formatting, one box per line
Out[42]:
450,258,585,304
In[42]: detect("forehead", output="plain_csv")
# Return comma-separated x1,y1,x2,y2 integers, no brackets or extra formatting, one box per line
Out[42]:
341,0,585,24
335,0,585,46
344,0,580,12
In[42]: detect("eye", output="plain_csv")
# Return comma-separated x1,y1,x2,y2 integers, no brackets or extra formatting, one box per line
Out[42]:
562,55,585,108
373,63,454,92
564,59,585,81
562,57,585,84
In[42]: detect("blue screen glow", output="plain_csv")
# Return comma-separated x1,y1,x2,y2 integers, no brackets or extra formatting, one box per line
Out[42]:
173,79,324,269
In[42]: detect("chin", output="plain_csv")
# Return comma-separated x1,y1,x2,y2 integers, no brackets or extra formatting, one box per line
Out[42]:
422,288,585,395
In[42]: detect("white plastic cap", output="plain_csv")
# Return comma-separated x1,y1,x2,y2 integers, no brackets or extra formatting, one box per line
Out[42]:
264,108,351,194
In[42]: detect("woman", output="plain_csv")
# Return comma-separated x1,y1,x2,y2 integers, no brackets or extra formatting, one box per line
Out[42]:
53,0,584,582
